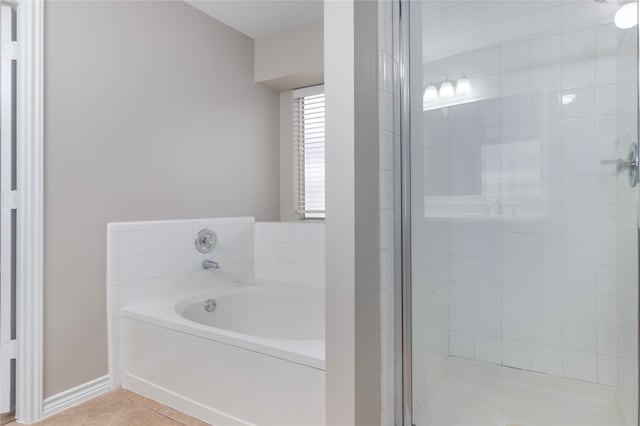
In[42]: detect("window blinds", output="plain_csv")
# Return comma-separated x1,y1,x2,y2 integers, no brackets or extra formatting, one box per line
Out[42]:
293,85,325,219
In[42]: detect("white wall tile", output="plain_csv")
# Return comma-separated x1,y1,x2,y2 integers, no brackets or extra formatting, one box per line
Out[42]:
595,84,617,115
450,306,474,333
597,354,618,386
450,331,475,359
531,35,561,67
562,58,595,90
308,223,325,245
255,222,325,287
531,345,563,376
170,224,193,251
146,276,175,301
107,231,120,259
501,41,529,72
276,262,294,283
475,309,501,337
119,230,149,258
530,6,561,38
119,256,145,284
563,320,597,353
503,340,531,369
307,264,325,287
475,335,501,364
277,223,294,243
293,223,309,244
146,228,173,254
531,64,561,93
562,118,596,148
597,293,618,326
503,287,531,315
532,317,562,347
119,281,146,307
563,292,596,322
563,350,597,382
450,283,474,307
503,313,531,342
561,87,595,119
143,252,172,279
562,27,596,61
597,324,618,356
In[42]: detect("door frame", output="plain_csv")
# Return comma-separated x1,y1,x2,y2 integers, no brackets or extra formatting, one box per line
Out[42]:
13,0,43,423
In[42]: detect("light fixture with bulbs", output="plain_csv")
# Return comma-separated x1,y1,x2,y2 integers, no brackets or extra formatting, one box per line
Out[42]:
422,76,475,110
423,84,438,102
456,77,472,96
439,81,455,98
615,1,638,29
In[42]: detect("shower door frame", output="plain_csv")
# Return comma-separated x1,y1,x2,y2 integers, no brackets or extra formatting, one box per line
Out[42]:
395,2,640,426
397,0,412,425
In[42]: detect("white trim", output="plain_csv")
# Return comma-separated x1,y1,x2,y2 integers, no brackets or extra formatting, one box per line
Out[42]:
15,0,44,423
42,375,111,419
0,3,16,415
291,84,324,99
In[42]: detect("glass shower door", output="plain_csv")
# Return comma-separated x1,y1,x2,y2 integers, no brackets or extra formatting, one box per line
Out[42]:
405,1,639,425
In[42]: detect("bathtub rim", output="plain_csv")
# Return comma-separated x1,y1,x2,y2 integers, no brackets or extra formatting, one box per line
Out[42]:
119,281,326,370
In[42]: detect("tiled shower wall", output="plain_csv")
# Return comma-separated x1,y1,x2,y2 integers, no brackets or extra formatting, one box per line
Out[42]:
418,0,637,391
106,218,325,388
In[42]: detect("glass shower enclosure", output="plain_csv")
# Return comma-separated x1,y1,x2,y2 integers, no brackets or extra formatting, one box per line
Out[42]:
401,1,640,425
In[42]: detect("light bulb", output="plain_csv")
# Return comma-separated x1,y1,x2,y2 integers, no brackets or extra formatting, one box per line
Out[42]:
423,85,438,102
615,2,638,29
439,81,454,98
456,78,472,95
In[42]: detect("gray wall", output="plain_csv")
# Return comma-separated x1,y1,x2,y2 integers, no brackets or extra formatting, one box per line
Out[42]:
44,0,280,398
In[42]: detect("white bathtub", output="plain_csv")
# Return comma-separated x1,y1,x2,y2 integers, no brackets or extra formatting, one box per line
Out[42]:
120,281,325,426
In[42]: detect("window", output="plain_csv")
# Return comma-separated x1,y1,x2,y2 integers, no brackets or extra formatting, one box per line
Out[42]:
293,85,325,220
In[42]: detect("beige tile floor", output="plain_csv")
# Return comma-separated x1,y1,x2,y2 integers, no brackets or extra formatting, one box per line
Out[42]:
9,388,210,426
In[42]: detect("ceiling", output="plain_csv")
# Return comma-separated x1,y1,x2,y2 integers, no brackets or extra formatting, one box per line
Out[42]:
185,0,323,39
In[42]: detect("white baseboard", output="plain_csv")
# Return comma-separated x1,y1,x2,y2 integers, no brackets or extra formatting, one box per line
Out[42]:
42,374,111,419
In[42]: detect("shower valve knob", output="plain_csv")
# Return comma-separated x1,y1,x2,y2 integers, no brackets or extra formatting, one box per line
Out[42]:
600,142,639,187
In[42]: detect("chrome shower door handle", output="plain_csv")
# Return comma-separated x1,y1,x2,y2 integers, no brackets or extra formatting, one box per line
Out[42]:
600,142,639,187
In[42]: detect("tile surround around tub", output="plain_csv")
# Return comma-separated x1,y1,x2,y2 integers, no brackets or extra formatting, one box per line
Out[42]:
106,217,325,388
106,217,255,387
254,222,326,286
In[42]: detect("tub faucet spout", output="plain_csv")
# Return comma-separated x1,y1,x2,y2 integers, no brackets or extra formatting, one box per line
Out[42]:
202,259,221,270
